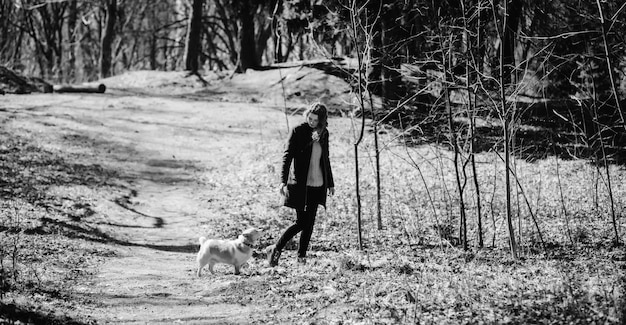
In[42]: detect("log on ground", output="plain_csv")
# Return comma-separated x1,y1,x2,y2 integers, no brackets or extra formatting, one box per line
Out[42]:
53,83,106,93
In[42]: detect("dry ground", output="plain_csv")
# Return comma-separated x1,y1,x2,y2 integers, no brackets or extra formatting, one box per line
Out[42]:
1,67,625,324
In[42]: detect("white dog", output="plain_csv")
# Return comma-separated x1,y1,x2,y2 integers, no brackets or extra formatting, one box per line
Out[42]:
196,228,261,276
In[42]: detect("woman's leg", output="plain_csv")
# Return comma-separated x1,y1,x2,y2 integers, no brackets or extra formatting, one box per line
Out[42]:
298,186,323,257
298,205,317,257
275,210,306,251
271,187,323,265
269,210,305,266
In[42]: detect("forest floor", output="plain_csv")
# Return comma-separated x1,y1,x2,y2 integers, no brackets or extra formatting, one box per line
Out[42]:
1,66,626,324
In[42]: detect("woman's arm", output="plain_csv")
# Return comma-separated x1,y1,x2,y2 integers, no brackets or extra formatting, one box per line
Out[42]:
323,131,335,191
281,126,298,184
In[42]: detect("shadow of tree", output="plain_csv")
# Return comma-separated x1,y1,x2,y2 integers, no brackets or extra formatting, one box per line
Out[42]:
259,60,626,165
18,217,197,254
0,128,198,252
113,195,164,228
380,97,626,165
0,302,90,325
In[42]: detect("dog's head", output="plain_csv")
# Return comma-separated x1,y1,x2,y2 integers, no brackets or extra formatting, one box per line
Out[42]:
241,228,262,245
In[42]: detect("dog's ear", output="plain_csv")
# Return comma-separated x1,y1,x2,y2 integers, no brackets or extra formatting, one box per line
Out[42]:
243,228,260,236
243,228,260,241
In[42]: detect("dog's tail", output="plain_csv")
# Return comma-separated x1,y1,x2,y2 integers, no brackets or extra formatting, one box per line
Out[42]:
198,236,207,246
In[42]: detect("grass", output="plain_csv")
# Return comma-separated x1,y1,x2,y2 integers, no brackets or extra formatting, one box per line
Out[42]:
0,131,114,324
1,96,625,324
199,119,626,323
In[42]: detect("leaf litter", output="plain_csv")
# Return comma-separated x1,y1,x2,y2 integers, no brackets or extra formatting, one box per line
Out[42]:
0,69,625,324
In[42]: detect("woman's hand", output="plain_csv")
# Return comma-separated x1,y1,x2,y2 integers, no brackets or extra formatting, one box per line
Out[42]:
311,130,320,142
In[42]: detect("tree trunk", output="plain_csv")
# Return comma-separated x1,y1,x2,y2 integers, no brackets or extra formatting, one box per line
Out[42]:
150,35,157,70
367,2,382,95
272,0,283,63
255,22,273,67
500,0,518,259
367,2,404,100
373,101,382,231
595,0,623,245
67,0,77,82
444,38,468,251
11,7,25,69
350,1,366,249
100,0,117,79
215,0,239,66
463,0,484,248
502,0,522,85
173,0,186,69
237,1,257,73
184,0,203,72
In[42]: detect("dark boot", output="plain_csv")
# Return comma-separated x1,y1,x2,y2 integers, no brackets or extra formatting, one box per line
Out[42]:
268,245,281,267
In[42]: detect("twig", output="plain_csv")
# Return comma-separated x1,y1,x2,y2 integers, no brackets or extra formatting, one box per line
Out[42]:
494,151,546,252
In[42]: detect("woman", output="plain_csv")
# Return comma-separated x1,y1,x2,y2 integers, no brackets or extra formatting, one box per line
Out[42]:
268,102,335,266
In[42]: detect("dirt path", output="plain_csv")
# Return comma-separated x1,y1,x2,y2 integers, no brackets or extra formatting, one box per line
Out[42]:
2,91,297,323
4,73,626,325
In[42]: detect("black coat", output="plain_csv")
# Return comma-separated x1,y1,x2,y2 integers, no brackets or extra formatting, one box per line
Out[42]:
281,122,334,210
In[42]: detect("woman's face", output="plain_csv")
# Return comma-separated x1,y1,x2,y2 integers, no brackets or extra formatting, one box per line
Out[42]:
307,113,319,128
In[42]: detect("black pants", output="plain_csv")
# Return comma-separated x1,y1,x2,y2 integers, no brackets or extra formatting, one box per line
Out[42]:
275,186,323,257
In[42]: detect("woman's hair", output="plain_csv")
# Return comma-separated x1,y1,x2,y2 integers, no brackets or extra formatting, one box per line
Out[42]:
304,102,328,129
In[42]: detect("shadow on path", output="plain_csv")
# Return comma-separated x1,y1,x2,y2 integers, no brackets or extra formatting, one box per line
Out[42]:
0,302,89,325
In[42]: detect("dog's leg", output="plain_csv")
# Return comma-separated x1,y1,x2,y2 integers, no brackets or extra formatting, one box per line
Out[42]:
197,259,205,277
208,261,215,274
234,265,241,275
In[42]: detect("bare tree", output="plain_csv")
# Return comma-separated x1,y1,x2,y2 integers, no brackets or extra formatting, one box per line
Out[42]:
67,0,78,82
184,0,203,72
100,0,117,78
462,0,484,248
236,1,257,72
595,0,623,246
367,0,384,230
496,0,518,259
348,0,372,250
22,2,68,81
595,0,626,132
